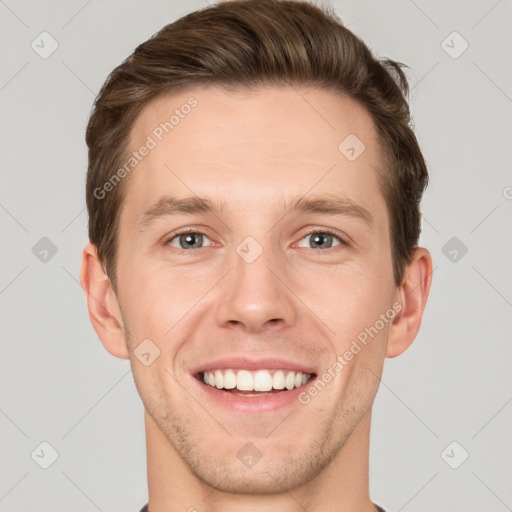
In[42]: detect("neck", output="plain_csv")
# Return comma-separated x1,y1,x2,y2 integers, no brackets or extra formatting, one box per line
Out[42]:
145,408,376,512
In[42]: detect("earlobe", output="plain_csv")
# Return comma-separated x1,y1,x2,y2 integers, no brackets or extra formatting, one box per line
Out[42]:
79,243,130,360
386,247,433,358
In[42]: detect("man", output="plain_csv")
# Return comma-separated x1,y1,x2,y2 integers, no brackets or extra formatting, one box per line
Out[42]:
80,0,432,510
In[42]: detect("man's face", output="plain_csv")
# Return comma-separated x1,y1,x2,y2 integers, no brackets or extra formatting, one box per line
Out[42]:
115,85,398,492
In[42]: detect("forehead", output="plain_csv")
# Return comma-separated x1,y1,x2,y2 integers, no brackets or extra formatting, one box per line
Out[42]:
123,84,386,221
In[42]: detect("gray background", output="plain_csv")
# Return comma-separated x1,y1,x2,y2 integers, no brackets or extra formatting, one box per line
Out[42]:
1,1,511,511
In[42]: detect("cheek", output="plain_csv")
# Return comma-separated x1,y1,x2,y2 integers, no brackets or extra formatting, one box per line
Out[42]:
301,263,393,338
117,258,207,337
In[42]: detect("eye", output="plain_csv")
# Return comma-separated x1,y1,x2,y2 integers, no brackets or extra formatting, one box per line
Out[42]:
296,230,343,250
167,230,212,250
164,229,344,251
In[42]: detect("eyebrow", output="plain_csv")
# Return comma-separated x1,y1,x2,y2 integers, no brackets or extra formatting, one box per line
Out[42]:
139,196,225,229
288,194,373,225
138,193,373,229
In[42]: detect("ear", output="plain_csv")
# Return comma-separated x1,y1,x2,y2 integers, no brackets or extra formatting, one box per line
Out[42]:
79,243,129,359
386,247,433,358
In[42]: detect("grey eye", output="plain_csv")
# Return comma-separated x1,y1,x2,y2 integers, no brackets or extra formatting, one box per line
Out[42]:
297,232,341,249
168,232,212,249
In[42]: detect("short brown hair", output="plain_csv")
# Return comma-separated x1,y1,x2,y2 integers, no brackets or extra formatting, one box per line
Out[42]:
86,0,428,288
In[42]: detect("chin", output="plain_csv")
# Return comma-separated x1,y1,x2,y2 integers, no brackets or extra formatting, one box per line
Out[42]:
187,456,319,495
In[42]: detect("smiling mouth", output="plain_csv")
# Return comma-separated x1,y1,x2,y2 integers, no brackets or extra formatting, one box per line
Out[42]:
196,368,316,396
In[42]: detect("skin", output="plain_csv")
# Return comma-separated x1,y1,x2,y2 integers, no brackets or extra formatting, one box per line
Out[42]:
81,85,432,512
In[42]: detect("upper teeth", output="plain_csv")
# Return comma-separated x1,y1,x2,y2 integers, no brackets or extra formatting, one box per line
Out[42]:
202,369,312,391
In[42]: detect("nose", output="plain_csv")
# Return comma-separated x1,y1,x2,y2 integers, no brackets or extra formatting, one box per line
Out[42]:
215,245,297,333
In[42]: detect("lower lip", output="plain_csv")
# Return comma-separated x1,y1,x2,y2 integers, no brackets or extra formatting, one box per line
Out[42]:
192,374,316,413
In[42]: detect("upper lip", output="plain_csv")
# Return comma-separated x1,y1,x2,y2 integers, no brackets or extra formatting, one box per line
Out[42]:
190,357,317,375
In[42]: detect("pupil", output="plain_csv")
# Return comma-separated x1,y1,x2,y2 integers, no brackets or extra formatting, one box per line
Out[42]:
181,233,202,248
312,233,331,248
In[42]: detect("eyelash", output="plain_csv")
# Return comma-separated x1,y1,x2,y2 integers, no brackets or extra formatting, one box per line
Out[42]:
164,227,347,252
